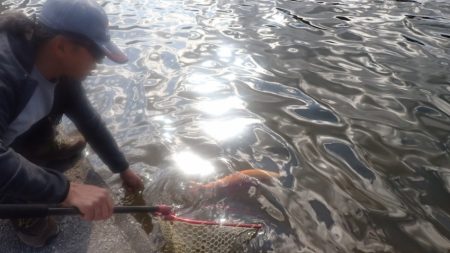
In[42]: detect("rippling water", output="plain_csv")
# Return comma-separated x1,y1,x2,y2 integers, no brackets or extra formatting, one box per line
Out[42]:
4,0,450,252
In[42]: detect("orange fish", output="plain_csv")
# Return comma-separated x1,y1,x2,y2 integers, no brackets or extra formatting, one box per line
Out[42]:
194,169,280,189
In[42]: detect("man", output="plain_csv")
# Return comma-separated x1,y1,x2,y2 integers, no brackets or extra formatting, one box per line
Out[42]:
0,0,144,247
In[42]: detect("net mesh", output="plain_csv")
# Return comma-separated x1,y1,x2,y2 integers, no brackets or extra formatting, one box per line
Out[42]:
157,218,259,253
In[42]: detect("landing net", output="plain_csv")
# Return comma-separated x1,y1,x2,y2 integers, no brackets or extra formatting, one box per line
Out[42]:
156,213,262,253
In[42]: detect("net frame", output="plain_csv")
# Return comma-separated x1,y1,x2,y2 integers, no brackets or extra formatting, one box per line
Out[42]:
153,207,262,253
163,214,263,229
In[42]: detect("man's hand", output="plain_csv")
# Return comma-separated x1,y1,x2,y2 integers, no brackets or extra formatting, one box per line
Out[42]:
120,168,144,192
61,182,114,221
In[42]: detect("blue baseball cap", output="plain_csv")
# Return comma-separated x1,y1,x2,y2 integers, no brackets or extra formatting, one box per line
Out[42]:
38,0,128,63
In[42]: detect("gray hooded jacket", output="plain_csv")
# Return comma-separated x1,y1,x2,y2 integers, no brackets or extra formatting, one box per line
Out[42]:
0,31,129,204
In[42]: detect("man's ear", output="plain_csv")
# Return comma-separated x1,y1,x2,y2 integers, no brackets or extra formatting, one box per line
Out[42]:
51,35,68,58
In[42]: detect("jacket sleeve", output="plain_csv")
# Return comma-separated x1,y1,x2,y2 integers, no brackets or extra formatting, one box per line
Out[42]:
61,80,129,173
0,80,69,204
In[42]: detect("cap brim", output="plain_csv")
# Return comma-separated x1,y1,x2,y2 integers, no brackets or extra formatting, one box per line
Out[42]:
98,41,128,64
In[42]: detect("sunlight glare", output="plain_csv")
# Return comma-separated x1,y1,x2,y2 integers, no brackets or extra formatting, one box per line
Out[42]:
195,97,244,115
185,73,229,94
201,118,260,141
174,151,215,176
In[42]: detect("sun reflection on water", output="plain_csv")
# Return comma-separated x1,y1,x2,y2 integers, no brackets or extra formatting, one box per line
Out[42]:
195,97,245,115
216,45,234,59
185,73,230,94
173,151,215,176
201,118,260,141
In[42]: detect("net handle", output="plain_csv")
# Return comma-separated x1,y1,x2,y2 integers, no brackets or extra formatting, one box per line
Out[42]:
0,204,172,219
0,205,263,230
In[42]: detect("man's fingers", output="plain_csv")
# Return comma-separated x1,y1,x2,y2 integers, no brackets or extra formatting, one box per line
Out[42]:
63,183,115,221
121,170,144,192
80,206,94,221
98,191,113,220
99,189,113,218
77,207,87,220
106,195,114,217
100,201,111,220
93,204,101,220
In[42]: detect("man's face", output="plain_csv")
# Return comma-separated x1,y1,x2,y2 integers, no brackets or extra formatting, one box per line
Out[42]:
56,36,105,80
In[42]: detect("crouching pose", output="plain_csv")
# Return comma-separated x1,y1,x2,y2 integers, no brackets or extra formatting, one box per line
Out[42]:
0,0,143,247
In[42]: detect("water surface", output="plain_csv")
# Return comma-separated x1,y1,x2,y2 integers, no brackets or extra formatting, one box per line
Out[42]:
3,0,450,252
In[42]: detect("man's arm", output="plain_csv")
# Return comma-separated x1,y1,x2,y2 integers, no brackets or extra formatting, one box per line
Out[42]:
61,79,143,190
0,80,114,220
0,145,70,203
61,79,129,173
0,81,69,203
